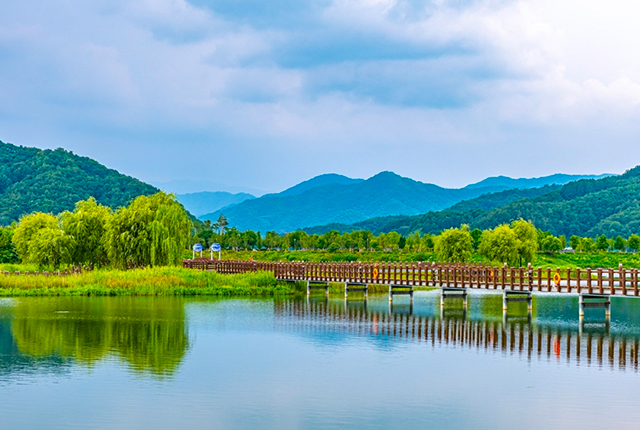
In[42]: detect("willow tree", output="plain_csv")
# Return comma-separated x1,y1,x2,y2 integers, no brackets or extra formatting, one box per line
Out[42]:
106,192,191,268
13,212,72,268
512,220,538,266
434,225,473,263
61,197,112,267
479,224,519,266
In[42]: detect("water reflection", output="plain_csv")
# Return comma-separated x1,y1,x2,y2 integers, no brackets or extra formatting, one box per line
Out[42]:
2,297,189,377
274,295,640,372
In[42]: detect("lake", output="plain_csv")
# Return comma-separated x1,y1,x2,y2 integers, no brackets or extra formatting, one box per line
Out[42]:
1,290,639,429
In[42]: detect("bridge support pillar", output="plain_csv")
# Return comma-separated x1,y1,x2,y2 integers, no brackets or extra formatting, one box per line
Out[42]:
307,281,329,296
579,293,611,319
440,287,467,308
344,282,368,300
502,290,532,311
389,284,414,302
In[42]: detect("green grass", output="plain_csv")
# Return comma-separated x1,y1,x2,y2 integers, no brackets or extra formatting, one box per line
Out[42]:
0,267,299,297
0,265,437,297
531,252,640,270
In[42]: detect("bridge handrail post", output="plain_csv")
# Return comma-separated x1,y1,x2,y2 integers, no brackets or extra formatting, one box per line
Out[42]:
518,267,524,291
598,268,603,294
609,268,615,295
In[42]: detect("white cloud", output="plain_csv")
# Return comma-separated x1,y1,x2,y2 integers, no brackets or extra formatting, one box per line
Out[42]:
0,0,639,191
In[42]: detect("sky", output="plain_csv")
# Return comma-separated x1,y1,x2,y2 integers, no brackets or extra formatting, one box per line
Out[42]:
1,0,640,193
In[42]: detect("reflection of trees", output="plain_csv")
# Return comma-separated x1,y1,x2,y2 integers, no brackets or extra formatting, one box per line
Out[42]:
11,297,189,376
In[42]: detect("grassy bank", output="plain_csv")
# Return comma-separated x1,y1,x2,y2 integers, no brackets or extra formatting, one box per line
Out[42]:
0,266,436,297
0,267,298,297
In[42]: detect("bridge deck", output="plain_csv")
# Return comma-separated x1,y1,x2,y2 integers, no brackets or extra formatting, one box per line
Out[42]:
183,259,640,297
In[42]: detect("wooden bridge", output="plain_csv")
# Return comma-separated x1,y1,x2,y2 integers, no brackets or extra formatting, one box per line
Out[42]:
183,259,640,317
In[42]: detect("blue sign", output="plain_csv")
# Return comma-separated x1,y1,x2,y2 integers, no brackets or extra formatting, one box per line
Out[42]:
211,243,221,252
193,243,203,252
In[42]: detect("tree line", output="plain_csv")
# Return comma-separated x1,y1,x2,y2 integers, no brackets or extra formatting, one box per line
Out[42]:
0,192,190,268
3,198,640,269
193,217,640,265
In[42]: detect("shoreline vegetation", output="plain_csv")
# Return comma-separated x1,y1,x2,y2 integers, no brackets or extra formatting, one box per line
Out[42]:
0,266,435,297
0,268,291,297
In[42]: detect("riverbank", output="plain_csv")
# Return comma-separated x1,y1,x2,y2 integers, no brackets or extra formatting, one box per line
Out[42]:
0,267,297,297
0,266,435,297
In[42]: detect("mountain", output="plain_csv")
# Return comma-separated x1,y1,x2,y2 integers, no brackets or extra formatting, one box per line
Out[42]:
154,179,268,196
305,184,564,235
464,173,612,190
199,171,532,233
305,167,640,238
176,191,255,217
278,174,364,197
0,141,159,225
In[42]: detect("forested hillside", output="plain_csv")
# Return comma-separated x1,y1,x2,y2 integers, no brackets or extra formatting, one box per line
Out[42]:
201,171,506,232
305,166,640,238
202,170,608,233
0,141,158,225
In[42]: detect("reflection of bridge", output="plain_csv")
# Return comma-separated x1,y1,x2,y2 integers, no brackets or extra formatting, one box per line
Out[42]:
184,259,640,319
273,298,640,372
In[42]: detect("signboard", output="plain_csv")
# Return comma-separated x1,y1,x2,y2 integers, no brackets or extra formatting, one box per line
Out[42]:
211,243,221,252
193,243,203,252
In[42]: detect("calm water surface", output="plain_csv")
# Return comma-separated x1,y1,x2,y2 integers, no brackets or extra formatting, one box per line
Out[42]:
1,291,639,429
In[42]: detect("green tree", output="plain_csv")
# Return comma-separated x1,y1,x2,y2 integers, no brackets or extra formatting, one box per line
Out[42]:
264,231,280,250
434,225,473,263
470,228,482,251
216,215,229,235
512,220,538,265
406,231,420,252
106,192,191,268
398,236,407,250
580,237,595,252
0,224,19,263
569,235,581,250
596,234,609,251
628,234,640,252
12,212,61,264
541,236,562,257
420,234,434,251
614,235,627,251
28,225,72,268
60,197,112,267
241,230,259,250
479,225,518,265
287,231,308,250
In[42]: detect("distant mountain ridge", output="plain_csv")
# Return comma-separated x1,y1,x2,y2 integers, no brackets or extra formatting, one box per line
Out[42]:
464,173,612,190
0,140,159,225
176,191,255,217
278,173,363,197
306,167,640,238
199,170,609,233
154,179,267,196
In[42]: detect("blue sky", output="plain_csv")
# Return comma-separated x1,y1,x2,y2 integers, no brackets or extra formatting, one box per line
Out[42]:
1,0,639,193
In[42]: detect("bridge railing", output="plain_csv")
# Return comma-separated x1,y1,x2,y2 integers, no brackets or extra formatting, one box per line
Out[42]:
182,259,640,296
